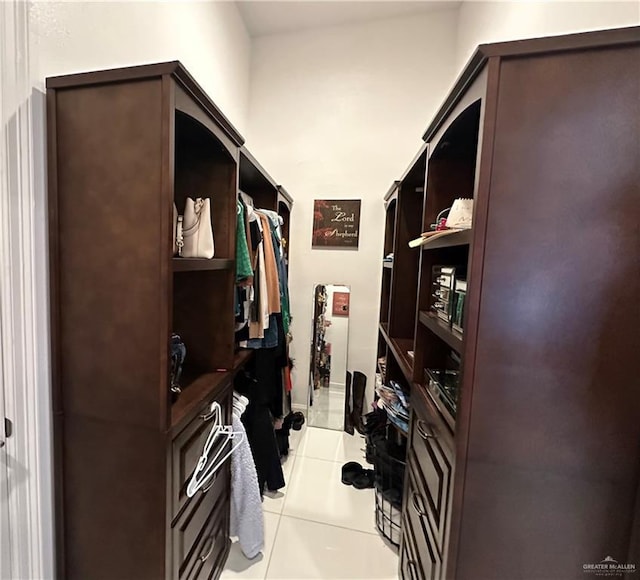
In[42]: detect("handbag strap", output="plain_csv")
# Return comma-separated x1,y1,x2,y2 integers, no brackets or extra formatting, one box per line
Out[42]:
182,198,206,236
176,216,184,256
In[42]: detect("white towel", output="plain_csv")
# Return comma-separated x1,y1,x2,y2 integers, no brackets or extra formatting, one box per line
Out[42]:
229,414,264,559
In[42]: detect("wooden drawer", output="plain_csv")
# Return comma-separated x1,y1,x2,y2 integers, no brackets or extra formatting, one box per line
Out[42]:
183,487,230,580
409,388,453,541
171,462,228,579
171,389,232,521
405,466,442,580
400,515,423,580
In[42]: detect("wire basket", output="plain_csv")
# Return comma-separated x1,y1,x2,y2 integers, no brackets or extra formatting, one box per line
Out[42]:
370,425,406,547
375,486,402,548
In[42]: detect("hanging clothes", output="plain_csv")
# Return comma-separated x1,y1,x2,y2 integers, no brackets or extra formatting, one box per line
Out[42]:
257,212,281,315
236,201,253,282
269,219,291,335
236,355,286,493
229,393,264,559
233,195,295,495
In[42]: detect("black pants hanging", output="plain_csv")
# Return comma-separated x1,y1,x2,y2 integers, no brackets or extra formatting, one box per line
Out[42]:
240,346,286,493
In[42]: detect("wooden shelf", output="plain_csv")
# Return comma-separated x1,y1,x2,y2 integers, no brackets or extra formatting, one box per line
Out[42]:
420,229,472,250
391,337,414,384
380,323,414,384
171,349,253,429
173,258,234,272
419,310,463,353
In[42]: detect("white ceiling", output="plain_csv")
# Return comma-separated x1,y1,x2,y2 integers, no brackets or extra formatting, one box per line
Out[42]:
236,1,462,38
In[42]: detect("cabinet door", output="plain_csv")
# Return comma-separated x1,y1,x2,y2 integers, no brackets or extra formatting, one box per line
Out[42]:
171,463,228,579
405,463,442,580
182,487,230,580
409,389,453,544
400,516,424,580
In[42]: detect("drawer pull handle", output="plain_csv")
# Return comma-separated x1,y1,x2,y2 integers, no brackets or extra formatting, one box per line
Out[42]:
408,560,419,580
416,420,436,440
411,492,428,517
199,536,214,562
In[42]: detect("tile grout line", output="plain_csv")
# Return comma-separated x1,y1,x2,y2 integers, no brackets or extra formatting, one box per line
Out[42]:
278,444,299,515
262,512,284,580
293,440,369,464
262,449,298,579
277,512,381,537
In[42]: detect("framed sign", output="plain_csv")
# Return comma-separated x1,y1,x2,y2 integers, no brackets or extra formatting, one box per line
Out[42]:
312,199,361,248
332,292,350,317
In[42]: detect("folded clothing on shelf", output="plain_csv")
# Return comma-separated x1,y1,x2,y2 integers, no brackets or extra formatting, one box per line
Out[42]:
375,380,410,433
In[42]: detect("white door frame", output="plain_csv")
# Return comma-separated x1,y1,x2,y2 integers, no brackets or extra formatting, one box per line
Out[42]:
0,320,10,579
0,1,54,578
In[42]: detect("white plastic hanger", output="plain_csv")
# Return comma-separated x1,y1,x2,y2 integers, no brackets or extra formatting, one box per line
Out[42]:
186,402,245,497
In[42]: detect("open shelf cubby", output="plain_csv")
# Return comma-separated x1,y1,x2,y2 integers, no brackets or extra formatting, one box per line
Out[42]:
174,110,236,260
239,148,293,268
388,147,426,341
173,110,238,379
423,99,481,231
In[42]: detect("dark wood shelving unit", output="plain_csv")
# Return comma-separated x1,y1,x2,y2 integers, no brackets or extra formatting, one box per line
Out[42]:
172,257,235,272
418,310,463,353
384,27,640,580
48,61,244,580
47,61,294,580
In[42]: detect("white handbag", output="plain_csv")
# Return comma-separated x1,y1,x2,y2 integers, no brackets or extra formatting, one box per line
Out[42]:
176,197,214,259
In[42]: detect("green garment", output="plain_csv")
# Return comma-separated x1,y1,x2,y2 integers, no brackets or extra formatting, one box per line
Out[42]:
236,202,253,281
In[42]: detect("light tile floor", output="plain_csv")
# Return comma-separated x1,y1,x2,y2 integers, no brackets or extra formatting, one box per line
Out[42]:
222,425,399,580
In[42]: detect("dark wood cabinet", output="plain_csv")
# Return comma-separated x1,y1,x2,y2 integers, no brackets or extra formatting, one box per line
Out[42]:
47,62,291,579
375,27,640,580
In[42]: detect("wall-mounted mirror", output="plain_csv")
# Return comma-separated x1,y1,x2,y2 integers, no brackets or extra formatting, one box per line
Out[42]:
308,284,350,430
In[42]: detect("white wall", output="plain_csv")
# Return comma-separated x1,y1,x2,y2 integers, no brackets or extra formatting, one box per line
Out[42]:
29,0,251,133
457,1,640,68
246,9,460,408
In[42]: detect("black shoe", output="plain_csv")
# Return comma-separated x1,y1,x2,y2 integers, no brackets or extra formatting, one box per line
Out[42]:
352,469,375,490
341,461,363,485
291,411,305,431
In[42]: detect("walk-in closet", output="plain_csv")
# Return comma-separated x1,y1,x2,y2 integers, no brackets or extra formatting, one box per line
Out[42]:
1,3,638,579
